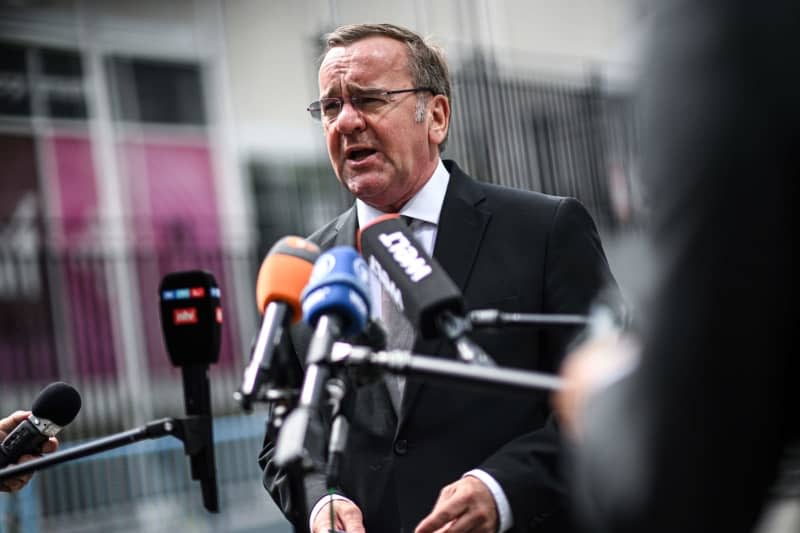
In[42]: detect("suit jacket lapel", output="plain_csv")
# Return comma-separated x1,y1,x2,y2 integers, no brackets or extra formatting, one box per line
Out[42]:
291,206,357,366
432,161,490,294
323,205,358,248
398,161,491,427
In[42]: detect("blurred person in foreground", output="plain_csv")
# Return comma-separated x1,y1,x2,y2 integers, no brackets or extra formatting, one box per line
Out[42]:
0,411,59,492
556,1,798,532
259,23,617,533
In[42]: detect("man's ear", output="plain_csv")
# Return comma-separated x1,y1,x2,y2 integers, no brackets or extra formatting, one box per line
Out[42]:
428,94,450,147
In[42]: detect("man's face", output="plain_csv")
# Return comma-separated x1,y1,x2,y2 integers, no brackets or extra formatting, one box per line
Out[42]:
318,36,443,212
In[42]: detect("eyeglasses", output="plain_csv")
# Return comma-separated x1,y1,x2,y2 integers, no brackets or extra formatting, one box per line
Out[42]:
307,87,434,123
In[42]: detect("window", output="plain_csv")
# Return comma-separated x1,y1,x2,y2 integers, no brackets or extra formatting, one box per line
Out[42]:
0,42,87,119
107,56,206,125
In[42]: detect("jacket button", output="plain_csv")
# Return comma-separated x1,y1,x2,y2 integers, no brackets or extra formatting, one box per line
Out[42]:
393,439,408,455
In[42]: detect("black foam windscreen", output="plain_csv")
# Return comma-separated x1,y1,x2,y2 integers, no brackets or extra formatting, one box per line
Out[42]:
158,270,222,367
30,382,81,426
358,214,463,339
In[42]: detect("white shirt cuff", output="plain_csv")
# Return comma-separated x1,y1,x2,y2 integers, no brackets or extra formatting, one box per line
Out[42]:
464,469,514,532
309,493,353,532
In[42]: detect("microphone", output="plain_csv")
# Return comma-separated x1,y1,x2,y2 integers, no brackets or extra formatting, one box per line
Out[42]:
358,214,496,365
301,245,372,364
236,236,321,412
0,382,81,468
274,246,371,467
158,270,221,513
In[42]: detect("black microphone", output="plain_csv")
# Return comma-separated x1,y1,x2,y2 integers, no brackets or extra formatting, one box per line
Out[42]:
0,382,81,468
158,270,221,513
358,214,496,365
236,236,320,412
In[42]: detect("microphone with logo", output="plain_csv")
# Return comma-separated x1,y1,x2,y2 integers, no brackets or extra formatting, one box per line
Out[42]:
358,214,496,366
158,270,221,513
236,236,321,412
273,246,370,516
0,382,81,468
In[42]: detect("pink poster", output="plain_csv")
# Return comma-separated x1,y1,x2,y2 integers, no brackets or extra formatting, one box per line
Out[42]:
120,140,238,373
45,133,117,378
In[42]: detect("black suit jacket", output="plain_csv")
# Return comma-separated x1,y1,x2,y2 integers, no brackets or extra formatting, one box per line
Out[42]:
261,160,616,532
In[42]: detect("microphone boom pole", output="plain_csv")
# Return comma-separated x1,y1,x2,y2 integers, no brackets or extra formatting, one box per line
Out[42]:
468,309,591,328
331,343,565,394
0,416,208,482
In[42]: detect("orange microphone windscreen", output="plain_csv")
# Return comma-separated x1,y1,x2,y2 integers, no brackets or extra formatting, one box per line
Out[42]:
255,236,320,321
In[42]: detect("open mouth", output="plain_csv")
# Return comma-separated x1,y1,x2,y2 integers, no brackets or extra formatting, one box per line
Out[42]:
347,148,377,162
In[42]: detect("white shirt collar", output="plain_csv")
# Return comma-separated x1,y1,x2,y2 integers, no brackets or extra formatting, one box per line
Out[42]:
356,158,450,228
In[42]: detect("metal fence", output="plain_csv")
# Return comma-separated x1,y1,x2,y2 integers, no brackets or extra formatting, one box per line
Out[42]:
447,50,639,232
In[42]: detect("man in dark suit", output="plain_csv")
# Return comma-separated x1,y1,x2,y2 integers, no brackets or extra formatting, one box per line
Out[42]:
556,1,798,532
259,23,616,533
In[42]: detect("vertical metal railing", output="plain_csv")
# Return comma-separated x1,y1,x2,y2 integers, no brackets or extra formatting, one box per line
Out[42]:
446,51,636,233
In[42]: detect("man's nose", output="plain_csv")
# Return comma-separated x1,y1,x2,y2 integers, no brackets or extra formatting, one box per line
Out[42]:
334,100,366,134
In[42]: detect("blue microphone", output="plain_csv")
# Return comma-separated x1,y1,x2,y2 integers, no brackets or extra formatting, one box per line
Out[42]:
301,245,371,339
275,246,370,468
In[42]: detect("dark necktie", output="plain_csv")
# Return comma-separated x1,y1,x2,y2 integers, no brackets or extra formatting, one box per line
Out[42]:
381,216,419,413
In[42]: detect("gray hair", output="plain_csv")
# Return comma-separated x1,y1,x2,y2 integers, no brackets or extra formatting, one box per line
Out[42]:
323,23,451,151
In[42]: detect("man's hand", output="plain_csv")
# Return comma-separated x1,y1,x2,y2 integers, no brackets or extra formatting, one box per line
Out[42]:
312,498,366,533
0,410,59,493
415,476,497,533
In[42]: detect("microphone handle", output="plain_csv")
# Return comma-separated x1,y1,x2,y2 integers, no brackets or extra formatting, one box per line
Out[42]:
180,364,219,513
299,314,342,409
325,377,349,490
239,301,291,409
182,364,212,417
274,313,343,468
0,417,49,468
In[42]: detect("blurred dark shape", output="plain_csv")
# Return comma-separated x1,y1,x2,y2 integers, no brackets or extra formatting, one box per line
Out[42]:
569,1,798,532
